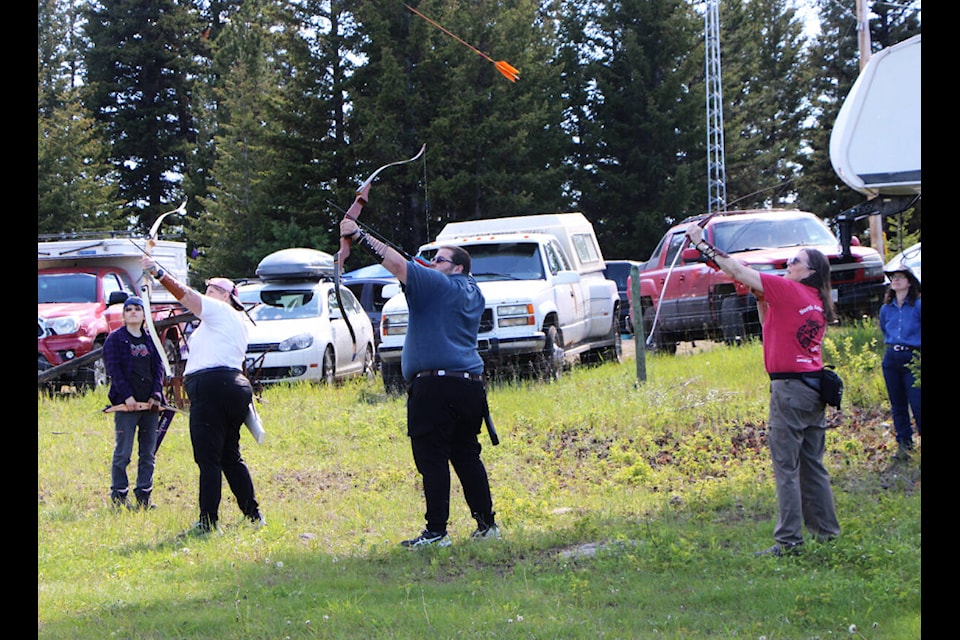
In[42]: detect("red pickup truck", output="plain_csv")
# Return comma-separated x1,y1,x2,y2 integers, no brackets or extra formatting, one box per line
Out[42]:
632,209,886,353
38,236,191,390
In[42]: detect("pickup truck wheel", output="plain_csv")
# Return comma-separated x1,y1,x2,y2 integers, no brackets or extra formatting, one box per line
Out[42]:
537,325,563,382
642,306,677,354
604,329,623,364
78,338,109,390
381,361,405,395
163,337,183,377
321,346,336,384
584,319,622,365
721,296,747,345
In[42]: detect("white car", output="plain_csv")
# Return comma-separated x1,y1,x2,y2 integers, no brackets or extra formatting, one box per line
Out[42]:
884,241,921,284
241,250,376,385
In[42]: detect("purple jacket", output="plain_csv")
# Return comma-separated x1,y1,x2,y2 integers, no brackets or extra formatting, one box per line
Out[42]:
103,326,165,406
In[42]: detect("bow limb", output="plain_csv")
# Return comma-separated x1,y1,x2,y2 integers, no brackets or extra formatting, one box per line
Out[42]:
334,144,427,358
142,200,186,377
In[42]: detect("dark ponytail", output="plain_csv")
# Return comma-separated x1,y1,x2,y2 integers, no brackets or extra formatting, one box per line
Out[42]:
801,249,836,323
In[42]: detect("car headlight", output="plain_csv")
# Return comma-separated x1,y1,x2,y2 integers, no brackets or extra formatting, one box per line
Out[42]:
497,303,535,327
48,316,80,335
382,313,409,336
279,333,314,352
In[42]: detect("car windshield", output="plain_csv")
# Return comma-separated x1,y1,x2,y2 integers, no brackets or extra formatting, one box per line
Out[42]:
604,264,632,290
38,273,98,303
711,217,837,253
248,290,320,321
458,242,546,281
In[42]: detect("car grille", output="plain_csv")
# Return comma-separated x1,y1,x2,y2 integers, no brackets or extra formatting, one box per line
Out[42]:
247,342,279,353
254,366,307,381
480,308,494,333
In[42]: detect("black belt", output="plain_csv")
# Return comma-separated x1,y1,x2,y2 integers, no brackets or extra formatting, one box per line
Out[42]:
769,372,813,381
415,369,484,381
184,366,241,383
889,344,919,352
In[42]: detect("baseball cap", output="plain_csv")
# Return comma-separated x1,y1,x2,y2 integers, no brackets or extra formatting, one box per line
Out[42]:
123,296,145,309
206,277,245,311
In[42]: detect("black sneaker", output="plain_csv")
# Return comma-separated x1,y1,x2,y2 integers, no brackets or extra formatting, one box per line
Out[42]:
894,443,913,462
176,521,219,541
755,542,803,557
400,530,452,548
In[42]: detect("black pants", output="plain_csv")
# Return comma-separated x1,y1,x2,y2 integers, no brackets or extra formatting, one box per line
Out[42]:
407,376,495,533
184,368,259,527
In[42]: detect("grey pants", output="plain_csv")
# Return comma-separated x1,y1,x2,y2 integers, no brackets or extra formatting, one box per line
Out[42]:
111,409,159,503
767,379,841,546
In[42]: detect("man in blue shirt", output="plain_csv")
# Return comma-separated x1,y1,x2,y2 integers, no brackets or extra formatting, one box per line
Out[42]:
340,218,499,548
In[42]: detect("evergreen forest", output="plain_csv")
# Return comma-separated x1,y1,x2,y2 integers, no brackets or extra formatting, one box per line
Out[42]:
37,0,921,283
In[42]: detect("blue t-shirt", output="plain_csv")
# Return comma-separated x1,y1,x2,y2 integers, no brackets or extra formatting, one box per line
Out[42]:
401,260,485,381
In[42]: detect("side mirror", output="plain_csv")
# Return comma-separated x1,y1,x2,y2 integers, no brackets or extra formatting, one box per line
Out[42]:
108,291,130,306
382,283,402,299
681,247,704,262
554,270,581,285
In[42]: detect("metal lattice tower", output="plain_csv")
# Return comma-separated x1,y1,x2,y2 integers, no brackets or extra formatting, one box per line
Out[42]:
705,0,727,213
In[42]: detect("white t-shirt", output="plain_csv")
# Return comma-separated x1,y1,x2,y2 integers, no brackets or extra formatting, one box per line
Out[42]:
183,296,250,375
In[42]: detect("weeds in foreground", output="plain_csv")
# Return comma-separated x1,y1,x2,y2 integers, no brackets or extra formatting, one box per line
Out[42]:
38,328,920,639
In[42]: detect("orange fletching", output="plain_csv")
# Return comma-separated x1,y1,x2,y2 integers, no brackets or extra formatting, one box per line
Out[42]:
494,60,520,83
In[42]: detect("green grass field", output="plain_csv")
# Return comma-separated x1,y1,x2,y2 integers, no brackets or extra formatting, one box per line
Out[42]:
38,330,921,639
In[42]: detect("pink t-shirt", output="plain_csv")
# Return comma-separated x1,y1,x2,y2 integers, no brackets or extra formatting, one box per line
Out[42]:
759,272,826,374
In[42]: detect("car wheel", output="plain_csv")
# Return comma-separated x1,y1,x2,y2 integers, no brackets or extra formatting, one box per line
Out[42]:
321,346,335,384
362,343,375,381
721,296,747,345
163,336,183,377
381,361,405,394
602,325,623,364
537,325,563,382
642,306,677,355
78,338,109,391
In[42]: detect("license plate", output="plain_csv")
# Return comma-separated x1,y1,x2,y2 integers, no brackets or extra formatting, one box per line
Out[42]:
831,288,839,302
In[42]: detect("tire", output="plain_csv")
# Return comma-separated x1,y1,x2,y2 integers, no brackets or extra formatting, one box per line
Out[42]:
602,326,623,364
381,361,405,394
77,338,108,391
362,343,375,381
642,306,677,355
321,346,335,384
163,336,183,377
537,325,563,382
582,319,623,366
721,296,747,345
